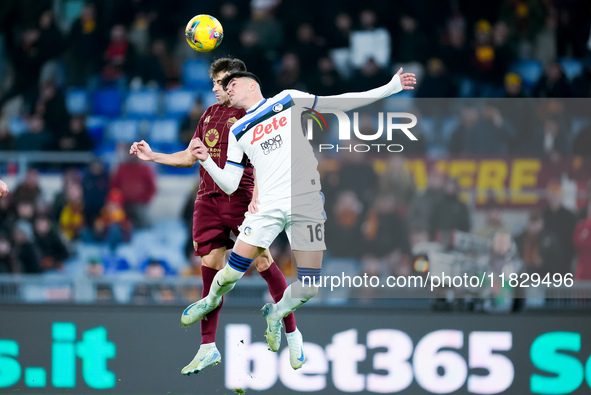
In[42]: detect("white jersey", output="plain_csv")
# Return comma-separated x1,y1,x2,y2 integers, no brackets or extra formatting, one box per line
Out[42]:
226,90,320,201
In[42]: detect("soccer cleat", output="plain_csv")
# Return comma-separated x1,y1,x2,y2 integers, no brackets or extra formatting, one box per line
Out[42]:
181,343,221,375
181,298,219,327
261,303,283,352
286,328,305,370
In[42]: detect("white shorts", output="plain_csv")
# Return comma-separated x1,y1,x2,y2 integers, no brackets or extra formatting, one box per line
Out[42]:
237,191,326,251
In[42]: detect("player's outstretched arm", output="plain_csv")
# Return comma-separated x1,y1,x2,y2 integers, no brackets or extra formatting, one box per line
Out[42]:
190,137,244,195
315,68,416,112
0,179,9,197
129,140,198,168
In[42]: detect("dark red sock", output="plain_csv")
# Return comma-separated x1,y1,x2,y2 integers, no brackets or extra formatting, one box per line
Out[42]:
259,262,297,333
200,265,223,344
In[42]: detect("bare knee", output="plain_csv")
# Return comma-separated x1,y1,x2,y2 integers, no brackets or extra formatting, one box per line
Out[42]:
201,248,226,270
254,248,273,272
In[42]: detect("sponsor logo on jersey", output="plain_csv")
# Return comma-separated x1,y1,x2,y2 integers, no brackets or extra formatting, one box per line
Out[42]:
205,129,220,147
251,116,287,144
260,135,283,155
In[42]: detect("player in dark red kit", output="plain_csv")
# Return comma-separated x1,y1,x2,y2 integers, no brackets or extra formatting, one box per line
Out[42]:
129,58,303,374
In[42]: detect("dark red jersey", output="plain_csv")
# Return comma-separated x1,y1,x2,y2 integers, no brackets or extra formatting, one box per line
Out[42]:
193,103,254,199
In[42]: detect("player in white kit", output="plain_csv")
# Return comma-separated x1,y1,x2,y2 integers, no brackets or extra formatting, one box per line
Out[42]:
184,69,416,356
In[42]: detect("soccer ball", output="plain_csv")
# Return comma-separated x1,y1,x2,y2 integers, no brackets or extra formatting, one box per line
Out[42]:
185,14,224,53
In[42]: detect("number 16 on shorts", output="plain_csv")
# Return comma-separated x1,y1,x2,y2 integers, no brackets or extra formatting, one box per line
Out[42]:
290,221,326,251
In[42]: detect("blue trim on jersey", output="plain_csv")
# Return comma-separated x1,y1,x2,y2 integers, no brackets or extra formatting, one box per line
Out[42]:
227,160,244,168
247,98,267,114
311,95,318,110
232,95,294,140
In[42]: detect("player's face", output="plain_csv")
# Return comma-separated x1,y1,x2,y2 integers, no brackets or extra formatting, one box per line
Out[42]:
212,71,230,106
225,77,250,108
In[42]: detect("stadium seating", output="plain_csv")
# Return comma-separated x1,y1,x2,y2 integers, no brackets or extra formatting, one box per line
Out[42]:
92,89,123,118
66,88,88,115
124,89,160,119
106,118,140,143
182,59,211,90
558,58,583,81
148,118,180,144
164,89,197,119
510,60,544,92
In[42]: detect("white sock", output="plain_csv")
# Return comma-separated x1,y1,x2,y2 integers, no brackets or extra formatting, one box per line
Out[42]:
274,281,318,318
206,264,243,305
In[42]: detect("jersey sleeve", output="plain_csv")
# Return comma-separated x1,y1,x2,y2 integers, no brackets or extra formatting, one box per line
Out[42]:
225,130,245,167
284,89,318,110
314,74,403,112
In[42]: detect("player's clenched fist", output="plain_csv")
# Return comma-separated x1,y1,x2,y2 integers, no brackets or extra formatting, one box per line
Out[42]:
190,138,209,161
130,140,155,161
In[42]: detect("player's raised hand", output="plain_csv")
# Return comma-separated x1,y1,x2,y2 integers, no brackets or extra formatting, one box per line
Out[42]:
0,179,9,198
130,140,154,161
190,138,209,161
396,67,417,90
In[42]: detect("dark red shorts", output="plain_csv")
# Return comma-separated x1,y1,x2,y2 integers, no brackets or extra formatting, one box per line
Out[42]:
192,194,250,256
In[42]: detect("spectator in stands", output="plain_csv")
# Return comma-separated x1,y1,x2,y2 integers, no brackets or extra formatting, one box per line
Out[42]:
378,156,415,214
0,123,14,151
462,102,516,155
572,60,591,98
364,195,412,276
308,56,343,96
290,23,325,75
533,62,572,97
275,52,305,92
335,136,378,209
244,6,284,56
325,190,366,259
449,104,477,154
179,98,204,145
217,2,243,56
473,200,511,239
573,200,591,280
57,115,94,152
515,210,563,276
503,72,526,97
430,177,471,239
348,58,391,93
467,20,509,97
439,21,470,83
554,0,591,59
133,258,177,304
33,80,69,143
325,12,352,49
12,220,42,273
12,168,41,203
393,14,430,64
37,10,65,71
82,159,109,225
527,115,570,159
110,154,156,229
543,179,576,273
99,24,136,88
66,2,103,87
34,215,69,271
51,167,82,222
86,188,132,252
572,123,591,157
14,115,52,151
0,233,17,273
0,25,53,112
415,58,457,98
15,200,35,227
59,181,86,241
409,167,446,236
0,193,15,234
134,38,178,89
499,0,546,59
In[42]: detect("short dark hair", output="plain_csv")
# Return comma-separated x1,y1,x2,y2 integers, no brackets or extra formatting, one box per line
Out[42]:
221,71,261,90
209,58,246,78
